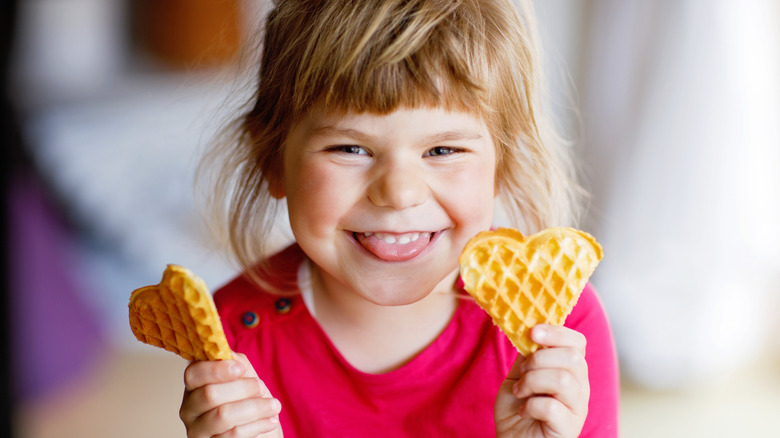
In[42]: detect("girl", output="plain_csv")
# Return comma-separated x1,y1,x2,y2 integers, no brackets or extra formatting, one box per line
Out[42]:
181,0,619,437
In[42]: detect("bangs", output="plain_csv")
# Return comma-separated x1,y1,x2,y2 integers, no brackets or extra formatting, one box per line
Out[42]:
316,52,485,116
286,0,492,116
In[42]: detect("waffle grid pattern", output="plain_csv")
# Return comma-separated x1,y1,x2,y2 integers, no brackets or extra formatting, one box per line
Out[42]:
129,265,233,361
459,228,602,356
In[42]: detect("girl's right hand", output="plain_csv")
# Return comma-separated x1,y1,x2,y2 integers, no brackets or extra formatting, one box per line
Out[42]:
180,353,283,438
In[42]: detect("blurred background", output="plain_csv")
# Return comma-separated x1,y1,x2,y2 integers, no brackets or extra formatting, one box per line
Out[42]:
3,0,779,437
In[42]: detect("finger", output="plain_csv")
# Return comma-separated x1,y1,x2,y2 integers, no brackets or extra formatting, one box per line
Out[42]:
530,325,586,354
519,396,572,431
520,345,588,379
213,417,283,438
187,376,272,415
184,359,245,392
192,397,282,437
513,368,587,412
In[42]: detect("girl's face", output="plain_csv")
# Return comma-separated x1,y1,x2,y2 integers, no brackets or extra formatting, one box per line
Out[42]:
280,106,497,305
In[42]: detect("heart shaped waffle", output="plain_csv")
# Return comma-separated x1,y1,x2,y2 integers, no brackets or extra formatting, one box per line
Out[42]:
129,265,233,361
459,227,603,356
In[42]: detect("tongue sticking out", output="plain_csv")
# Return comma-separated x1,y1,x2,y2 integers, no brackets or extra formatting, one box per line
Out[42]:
355,232,432,262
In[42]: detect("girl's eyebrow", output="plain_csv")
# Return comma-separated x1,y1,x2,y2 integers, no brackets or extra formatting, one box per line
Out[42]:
309,124,484,144
422,130,484,144
309,125,374,144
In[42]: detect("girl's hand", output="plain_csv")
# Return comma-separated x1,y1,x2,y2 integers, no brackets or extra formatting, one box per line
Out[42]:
180,353,283,438
495,325,589,438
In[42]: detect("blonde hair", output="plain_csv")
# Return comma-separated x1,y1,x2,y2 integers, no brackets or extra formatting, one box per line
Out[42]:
202,0,583,283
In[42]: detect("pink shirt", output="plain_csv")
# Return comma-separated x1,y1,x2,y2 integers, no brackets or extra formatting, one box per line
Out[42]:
214,245,619,437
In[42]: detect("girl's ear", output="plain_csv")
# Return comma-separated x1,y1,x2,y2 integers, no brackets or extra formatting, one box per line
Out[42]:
265,164,286,199
268,178,285,199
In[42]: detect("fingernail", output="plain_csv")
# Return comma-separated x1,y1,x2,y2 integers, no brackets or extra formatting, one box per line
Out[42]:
532,325,546,342
271,398,282,413
230,362,243,376
269,415,279,424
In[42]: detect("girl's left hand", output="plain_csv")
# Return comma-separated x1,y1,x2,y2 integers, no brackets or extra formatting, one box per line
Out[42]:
494,324,589,438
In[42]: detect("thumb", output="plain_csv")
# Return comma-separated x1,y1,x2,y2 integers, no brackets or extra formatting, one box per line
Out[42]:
231,352,259,379
495,351,527,425
505,352,527,381
231,352,276,400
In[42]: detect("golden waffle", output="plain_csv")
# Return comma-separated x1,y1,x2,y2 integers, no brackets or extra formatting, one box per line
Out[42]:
459,227,603,356
129,265,233,361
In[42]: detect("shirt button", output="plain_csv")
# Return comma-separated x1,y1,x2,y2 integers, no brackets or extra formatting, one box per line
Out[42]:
241,311,260,328
275,298,292,314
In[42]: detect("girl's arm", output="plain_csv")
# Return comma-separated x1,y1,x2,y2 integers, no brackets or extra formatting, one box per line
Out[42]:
494,324,589,438
180,353,283,438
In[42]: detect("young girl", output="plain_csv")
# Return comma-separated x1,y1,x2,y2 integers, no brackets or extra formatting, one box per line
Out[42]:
181,1,619,437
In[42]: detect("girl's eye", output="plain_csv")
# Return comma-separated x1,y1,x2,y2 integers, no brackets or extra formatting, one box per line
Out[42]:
424,146,458,157
329,145,369,155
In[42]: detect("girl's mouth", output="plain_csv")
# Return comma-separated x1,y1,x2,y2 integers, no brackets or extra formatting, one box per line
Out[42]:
352,231,435,262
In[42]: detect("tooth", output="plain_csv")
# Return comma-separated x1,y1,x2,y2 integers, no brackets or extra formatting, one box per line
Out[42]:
398,235,411,244
363,232,373,237
410,233,420,241
383,235,397,244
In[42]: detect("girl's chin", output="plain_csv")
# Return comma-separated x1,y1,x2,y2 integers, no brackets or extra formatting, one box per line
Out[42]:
353,271,459,307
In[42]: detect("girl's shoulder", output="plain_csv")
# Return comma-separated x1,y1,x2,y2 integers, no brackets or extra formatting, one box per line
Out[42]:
213,244,309,342
214,244,304,301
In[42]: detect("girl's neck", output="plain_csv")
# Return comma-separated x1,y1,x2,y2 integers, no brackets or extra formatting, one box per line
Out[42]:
310,266,459,374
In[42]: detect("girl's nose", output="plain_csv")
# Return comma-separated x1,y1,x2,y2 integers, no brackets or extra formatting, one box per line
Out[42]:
368,164,429,210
